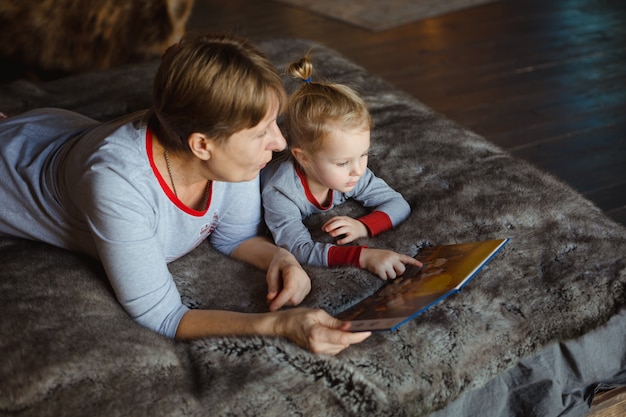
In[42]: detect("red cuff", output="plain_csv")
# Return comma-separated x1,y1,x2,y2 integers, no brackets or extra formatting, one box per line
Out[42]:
328,245,366,268
358,211,393,237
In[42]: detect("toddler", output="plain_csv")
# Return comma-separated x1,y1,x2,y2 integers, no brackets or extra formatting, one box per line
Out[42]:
261,55,421,280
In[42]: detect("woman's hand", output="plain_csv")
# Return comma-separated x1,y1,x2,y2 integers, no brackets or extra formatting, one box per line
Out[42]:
359,248,422,280
266,247,311,311
273,308,371,355
232,237,312,311
322,216,368,245
176,308,369,356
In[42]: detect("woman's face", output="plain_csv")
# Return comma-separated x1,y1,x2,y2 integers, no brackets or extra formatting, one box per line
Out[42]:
207,94,286,182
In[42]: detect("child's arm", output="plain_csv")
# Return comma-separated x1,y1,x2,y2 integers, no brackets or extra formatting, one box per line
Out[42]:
327,168,420,280
262,162,369,269
263,185,340,267
351,168,411,237
265,193,419,279
320,169,410,245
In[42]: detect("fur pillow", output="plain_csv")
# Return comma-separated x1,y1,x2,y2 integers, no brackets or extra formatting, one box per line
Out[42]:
0,0,194,80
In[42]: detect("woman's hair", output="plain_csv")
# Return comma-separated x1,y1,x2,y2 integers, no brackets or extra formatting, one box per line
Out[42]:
150,31,287,153
283,54,371,154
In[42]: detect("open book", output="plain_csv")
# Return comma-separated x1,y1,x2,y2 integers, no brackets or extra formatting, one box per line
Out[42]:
336,238,509,331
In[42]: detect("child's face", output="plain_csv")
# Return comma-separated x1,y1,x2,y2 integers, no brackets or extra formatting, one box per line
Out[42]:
302,126,370,193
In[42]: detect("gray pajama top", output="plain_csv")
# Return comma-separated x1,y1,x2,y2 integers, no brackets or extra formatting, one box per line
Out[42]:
261,158,410,267
0,108,262,337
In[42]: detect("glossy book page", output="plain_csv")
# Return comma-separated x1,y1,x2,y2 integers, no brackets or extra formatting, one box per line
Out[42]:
337,239,509,331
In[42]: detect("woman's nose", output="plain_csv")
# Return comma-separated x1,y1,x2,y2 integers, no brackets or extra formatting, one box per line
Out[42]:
268,126,287,152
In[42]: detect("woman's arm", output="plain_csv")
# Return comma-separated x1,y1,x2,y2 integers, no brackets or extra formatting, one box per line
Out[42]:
175,307,371,356
352,168,411,233
175,236,371,355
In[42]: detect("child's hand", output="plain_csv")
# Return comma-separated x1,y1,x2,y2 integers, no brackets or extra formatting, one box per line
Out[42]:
322,216,368,245
359,248,423,280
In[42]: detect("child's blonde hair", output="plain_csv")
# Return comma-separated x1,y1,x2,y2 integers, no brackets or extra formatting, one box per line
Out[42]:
283,55,371,154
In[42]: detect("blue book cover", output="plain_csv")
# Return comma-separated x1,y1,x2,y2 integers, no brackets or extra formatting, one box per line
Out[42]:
336,238,510,331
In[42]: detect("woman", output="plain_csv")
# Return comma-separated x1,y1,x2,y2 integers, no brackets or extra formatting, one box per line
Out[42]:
0,31,370,355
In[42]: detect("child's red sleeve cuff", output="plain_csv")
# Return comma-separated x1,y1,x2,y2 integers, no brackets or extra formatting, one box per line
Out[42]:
358,211,393,237
328,245,366,268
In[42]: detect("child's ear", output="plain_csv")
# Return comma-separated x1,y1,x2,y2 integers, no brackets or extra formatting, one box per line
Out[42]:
291,147,310,166
188,132,212,161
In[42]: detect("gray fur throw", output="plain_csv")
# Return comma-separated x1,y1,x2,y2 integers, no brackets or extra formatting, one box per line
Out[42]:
1,38,625,417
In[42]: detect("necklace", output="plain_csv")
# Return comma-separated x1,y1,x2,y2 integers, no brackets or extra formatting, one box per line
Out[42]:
164,148,178,196
164,148,211,209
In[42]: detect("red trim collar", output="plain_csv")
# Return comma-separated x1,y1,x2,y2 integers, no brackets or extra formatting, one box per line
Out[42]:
294,162,333,210
146,127,212,216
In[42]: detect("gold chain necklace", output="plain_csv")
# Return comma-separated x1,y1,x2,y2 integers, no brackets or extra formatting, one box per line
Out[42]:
164,148,178,197
164,148,211,208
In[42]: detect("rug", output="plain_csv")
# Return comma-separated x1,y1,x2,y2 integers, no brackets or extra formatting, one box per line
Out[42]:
0,37,625,417
274,0,500,31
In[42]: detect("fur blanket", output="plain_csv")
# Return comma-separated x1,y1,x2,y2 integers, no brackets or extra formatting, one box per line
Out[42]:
1,38,625,417
0,0,195,78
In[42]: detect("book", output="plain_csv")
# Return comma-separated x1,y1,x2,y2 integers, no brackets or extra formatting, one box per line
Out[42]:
336,238,510,331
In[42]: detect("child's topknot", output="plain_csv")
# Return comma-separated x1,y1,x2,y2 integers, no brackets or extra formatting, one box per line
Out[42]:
286,55,314,84
283,53,371,154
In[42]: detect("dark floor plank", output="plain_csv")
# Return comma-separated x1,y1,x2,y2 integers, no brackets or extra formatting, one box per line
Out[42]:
607,207,626,226
447,81,626,147
491,106,626,151
512,120,626,195
586,183,626,212
412,48,626,114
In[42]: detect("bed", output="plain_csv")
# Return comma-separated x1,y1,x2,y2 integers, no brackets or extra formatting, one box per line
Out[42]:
1,38,624,417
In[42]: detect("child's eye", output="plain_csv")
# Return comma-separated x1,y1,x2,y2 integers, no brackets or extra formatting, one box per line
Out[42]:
337,161,349,167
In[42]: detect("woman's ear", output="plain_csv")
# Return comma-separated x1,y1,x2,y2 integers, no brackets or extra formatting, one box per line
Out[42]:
188,133,212,161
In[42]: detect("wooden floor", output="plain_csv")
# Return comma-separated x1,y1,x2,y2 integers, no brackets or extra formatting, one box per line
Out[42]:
187,1,626,414
187,0,626,228
589,387,626,417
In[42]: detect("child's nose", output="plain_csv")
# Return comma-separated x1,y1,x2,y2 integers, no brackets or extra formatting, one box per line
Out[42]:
351,162,365,176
